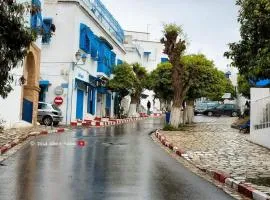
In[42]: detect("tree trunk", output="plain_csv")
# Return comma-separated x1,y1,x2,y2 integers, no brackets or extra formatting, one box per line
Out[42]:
186,100,195,124
170,106,182,127
170,75,185,127
183,108,187,124
159,99,165,112
128,96,138,117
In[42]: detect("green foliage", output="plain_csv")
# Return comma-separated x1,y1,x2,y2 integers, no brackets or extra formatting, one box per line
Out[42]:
0,0,36,98
182,54,235,101
163,23,183,35
148,62,173,102
163,123,187,131
149,54,236,102
237,74,251,98
108,62,148,102
224,0,270,81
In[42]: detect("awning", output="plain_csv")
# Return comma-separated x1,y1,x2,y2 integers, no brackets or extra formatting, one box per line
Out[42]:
39,80,50,86
256,79,270,87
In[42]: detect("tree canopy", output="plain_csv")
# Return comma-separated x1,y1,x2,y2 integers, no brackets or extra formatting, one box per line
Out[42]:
0,0,36,98
147,62,173,102
149,54,236,104
108,62,148,103
224,0,270,82
237,74,251,98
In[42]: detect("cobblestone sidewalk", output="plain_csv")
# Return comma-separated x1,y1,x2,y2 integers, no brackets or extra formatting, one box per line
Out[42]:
160,116,270,196
0,126,58,147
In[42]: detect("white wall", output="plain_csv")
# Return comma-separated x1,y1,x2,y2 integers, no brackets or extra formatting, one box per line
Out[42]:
41,0,125,122
250,88,270,149
0,0,43,129
125,31,149,41
0,68,24,129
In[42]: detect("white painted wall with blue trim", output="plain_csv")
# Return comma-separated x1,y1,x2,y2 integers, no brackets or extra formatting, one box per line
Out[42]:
41,0,126,123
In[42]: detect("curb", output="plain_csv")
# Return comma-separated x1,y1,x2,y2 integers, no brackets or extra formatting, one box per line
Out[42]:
69,116,163,128
154,130,270,200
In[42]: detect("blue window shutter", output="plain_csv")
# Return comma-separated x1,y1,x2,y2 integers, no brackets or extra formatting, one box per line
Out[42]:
90,35,99,59
111,52,116,66
42,18,52,44
31,0,42,29
79,23,91,53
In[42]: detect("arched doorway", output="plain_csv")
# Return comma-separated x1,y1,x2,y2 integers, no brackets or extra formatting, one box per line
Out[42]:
22,50,40,124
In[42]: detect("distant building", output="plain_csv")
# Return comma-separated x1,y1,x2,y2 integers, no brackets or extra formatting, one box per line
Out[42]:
124,30,167,112
0,0,43,129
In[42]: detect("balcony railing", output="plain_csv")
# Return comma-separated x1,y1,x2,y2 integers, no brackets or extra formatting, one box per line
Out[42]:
81,0,124,44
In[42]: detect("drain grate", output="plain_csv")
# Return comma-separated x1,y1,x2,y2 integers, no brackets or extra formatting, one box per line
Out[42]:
102,142,127,146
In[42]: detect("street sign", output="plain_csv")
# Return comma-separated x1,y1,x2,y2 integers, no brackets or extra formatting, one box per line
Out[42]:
54,86,64,95
54,96,63,105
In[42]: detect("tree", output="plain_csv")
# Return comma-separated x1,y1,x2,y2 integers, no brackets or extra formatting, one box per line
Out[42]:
224,0,270,82
183,54,236,123
148,54,236,124
237,74,251,98
147,62,173,111
108,62,148,117
0,0,36,98
160,24,187,128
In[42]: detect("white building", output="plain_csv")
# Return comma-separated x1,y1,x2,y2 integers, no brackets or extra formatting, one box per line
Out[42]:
0,0,43,129
250,88,270,148
124,30,167,113
41,0,126,124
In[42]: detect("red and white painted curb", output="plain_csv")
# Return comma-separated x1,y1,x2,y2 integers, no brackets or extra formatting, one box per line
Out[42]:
69,115,162,128
154,130,270,200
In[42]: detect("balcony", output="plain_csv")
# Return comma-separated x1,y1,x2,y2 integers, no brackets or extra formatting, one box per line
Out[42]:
81,0,124,44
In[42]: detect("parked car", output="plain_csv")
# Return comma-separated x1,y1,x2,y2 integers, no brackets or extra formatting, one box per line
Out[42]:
37,102,63,126
194,102,219,115
202,104,240,117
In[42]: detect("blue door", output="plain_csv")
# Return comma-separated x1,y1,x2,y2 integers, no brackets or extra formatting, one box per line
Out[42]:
76,89,84,120
22,98,33,123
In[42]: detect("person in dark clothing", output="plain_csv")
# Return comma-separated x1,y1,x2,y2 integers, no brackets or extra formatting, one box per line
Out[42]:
147,101,151,115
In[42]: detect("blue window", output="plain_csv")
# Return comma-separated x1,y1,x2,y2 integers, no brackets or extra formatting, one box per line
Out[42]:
42,18,53,44
31,0,42,29
90,35,99,60
161,58,169,63
79,23,91,53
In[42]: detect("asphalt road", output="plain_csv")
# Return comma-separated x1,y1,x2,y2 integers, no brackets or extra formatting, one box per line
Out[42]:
0,118,235,200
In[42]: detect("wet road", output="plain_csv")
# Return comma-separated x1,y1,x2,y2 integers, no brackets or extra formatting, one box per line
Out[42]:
0,118,235,200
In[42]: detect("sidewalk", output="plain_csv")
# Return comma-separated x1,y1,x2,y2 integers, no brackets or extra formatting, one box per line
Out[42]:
157,116,270,199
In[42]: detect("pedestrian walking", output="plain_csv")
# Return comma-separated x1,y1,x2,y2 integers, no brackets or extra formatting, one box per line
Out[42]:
147,100,151,115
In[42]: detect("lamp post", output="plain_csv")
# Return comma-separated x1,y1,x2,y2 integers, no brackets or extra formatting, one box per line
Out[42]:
68,50,87,123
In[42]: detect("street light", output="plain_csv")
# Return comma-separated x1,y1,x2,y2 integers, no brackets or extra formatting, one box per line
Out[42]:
81,54,87,64
75,50,81,62
74,50,87,65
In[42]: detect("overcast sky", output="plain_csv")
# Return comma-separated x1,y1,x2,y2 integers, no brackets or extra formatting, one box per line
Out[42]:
102,0,241,72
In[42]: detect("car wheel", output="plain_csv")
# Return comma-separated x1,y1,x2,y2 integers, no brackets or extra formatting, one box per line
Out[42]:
53,122,59,126
208,111,213,117
43,116,53,126
232,112,238,117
